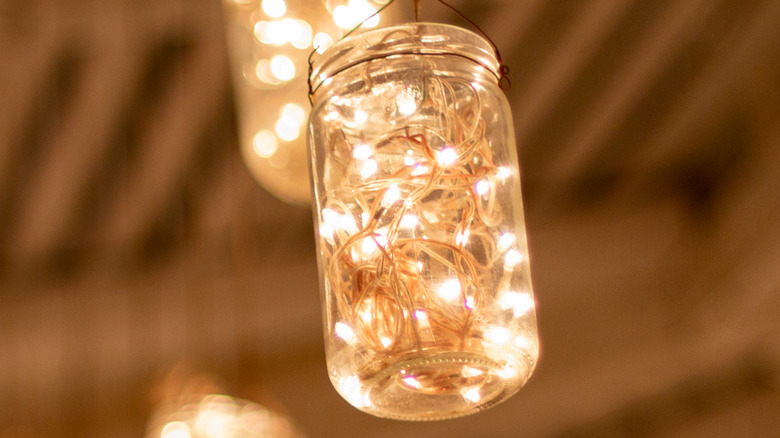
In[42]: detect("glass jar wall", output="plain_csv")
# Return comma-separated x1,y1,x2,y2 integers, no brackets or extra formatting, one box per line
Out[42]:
307,23,539,420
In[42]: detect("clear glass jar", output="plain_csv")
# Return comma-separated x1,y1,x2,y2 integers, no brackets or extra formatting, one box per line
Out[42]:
307,23,539,420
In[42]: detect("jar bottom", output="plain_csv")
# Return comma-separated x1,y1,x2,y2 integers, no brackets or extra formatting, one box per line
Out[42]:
337,351,530,421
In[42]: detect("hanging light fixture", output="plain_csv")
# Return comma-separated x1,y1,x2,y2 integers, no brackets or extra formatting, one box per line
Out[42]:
145,367,306,438
222,0,396,205
306,3,539,420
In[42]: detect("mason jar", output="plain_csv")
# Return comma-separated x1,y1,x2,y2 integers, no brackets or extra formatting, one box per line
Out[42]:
307,22,539,420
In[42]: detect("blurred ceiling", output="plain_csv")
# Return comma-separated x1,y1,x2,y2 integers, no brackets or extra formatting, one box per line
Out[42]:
1,0,779,436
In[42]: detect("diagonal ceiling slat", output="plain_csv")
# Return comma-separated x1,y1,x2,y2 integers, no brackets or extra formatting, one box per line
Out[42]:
511,0,635,158
9,42,149,263
543,0,720,183
95,35,229,253
631,0,780,170
0,48,84,263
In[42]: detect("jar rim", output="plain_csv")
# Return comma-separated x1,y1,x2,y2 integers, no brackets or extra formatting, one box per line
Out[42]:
309,22,501,97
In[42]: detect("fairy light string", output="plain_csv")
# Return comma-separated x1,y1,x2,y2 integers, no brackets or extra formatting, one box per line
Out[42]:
315,61,525,366
305,6,539,411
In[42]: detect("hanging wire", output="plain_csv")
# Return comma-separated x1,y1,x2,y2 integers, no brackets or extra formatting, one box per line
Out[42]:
308,0,511,104
434,0,511,89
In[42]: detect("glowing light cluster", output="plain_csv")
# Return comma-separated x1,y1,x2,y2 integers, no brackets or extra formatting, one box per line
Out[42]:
254,19,313,49
307,23,538,419
333,0,380,30
149,394,304,438
250,103,307,163
338,375,370,408
313,71,536,415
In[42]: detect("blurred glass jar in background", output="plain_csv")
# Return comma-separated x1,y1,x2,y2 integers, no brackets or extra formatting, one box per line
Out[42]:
222,0,396,205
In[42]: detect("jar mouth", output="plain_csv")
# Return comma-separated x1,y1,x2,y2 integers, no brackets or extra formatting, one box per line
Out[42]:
309,22,501,97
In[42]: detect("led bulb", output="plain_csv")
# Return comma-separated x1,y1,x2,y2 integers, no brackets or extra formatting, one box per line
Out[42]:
270,55,295,81
262,0,287,18
252,130,279,158
146,391,304,438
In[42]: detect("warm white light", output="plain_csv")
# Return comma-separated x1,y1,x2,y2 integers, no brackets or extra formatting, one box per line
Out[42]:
402,376,423,389
161,422,191,438
252,130,278,158
253,21,268,43
460,387,482,404
397,95,417,115
497,232,516,252
254,59,280,85
497,166,512,180
359,234,386,257
498,363,519,379
438,278,461,302
360,158,378,178
485,326,511,345
320,223,335,240
335,322,356,343
515,335,531,349
313,32,335,54
337,213,358,233
455,229,469,245
462,366,484,378
499,292,534,317
380,337,392,348
364,13,380,28
263,20,288,45
399,213,418,228
436,148,458,167
275,116,300,141
358,309,373,327
333,5,356,29
322,208,339,227
411,164,429,176
465,295,475,309
348,0,379,28
281,103,306,126
353,110,368,124
195,409,232,437
414,309,428,321
382,184,401,205
262,0,286,18
352,143,373,160
505,249,524,267
475,179,490,196
290,19,313,49
338,375,368,408
332,0,380,30
320,208,339,239
270,55,295,81
324,110,339,122
278,18,301,44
